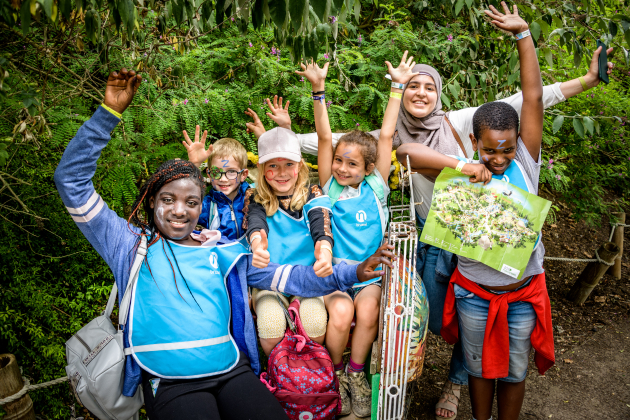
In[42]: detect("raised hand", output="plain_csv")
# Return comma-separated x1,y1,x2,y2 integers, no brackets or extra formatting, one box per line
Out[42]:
462,163,493,185
265,95,292,129
313,240,333,278
295,59,329,91
385,50,419,85
484,1,529,36
245,108,267,139
356,243,396,283
103,68,142,115
182,125,212,167
251,230,270,269
585,46,614,88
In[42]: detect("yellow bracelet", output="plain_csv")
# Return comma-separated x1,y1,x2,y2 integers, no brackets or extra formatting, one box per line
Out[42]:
390,92,402,100
578,76,588,92
320,243,333,255
101,103,122,119
455,161,465,173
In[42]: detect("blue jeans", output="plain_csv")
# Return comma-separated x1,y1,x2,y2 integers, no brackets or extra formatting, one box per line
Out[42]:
417,215,468,386
454,280,536,383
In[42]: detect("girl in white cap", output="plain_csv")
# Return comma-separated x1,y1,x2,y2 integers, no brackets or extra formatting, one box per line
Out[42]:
243,127,335,356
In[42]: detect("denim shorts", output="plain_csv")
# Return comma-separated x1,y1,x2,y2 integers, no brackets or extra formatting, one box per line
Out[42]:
454,279,536,383
346,281,382,301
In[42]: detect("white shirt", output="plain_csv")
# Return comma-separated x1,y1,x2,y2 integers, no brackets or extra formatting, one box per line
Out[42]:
296,83,566,219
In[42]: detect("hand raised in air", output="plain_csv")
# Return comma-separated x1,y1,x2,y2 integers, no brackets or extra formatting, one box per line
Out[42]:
103,68,142,115
182,125,212,168
385,50,419,85
484,1,529,36
245,108,267,139
265,95,292,129
295,59,329,91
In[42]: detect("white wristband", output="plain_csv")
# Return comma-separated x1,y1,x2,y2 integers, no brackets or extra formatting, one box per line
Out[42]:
250,234,262,244
455,161,465,173
391,82,405,89
515,29,531,40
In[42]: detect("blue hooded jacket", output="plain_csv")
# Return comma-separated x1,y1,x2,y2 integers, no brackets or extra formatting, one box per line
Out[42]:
198,182,249,240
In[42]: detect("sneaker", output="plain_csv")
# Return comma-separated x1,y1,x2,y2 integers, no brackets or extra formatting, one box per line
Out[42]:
335,369,352,416
347,370,372,418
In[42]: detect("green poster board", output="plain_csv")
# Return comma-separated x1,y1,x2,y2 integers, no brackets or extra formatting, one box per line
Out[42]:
420,168,551,279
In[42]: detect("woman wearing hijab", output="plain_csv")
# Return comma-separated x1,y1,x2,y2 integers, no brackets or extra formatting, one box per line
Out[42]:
269,47,614,420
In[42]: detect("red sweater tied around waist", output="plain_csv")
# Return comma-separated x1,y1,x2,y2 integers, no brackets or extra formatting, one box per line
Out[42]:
441,268,555,379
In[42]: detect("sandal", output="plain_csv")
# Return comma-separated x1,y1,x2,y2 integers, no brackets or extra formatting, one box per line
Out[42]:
435,381,460,420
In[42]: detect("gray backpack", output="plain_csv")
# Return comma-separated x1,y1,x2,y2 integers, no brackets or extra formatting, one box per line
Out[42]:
65,236,147,420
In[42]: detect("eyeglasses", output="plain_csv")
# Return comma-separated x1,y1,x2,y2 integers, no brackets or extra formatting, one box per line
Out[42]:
207,166,245,180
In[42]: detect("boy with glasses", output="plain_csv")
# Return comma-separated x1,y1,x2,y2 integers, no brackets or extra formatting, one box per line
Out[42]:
182,126,249,241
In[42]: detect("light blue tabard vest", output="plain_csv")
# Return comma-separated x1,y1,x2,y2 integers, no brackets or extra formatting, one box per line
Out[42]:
327,175,387,287
266,195,332,266
127,239,249,379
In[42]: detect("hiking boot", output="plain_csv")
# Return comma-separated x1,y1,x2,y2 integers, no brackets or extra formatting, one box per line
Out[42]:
335,370,352,416
347,370,372,418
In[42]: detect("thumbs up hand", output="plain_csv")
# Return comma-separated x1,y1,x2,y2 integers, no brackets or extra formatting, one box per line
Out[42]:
251,230,270,269
313,240,333,278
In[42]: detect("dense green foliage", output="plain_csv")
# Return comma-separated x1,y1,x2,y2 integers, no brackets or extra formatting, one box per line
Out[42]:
1,0,629,417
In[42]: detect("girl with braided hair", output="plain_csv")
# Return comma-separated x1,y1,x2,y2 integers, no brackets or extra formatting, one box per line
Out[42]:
54,68,394,420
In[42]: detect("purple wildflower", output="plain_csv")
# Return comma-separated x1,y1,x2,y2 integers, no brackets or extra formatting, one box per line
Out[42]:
300,77,305,82
549,159,554,164
447,34,453,42
330,16,337,23
556,175,561,180
160,35,162,39
249,101,252,105
326,100,332,108
356,123,359,127
324,53,329,59
358,34,362,46
249,42,253,47
204,98,209,104
231,17,235,22
272,46,277,55
183,99,188,105
388,20,394,25
144,53,147,57
600,111,604,114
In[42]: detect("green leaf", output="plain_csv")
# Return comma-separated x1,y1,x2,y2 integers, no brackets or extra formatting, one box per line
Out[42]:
507,71,519,85
269,0,286,28
609,21,618,38
215,0,226,25
530,21,541,41
0,143,8,167
20,0,31,36
252,0,264,29
448,84,459,101
331,0,344,15
441,92,451,108
582,116,594,135
508,51,518,71
498,63,506,80
312,0,326,21
544,48,553,68
573,117,584,138
552,115,564,133
625,30,630,48
454,0,465,16
59,0,72,20
42,0,53,19
593,118,600,135
288,0,306,32
469,73,476,89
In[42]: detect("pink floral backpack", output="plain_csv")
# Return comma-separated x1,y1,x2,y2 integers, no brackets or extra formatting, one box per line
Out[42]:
260,299,341,420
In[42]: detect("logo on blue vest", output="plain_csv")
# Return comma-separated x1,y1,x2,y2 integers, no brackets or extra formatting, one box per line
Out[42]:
356,210,367,223
209,252,218,269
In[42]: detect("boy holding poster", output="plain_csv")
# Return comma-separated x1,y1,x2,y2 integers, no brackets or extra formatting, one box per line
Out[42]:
396,3,554,420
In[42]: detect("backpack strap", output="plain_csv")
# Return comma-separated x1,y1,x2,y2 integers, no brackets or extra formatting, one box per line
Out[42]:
365,174,385,203
327,178,344,207
444,116,468,159
287,300,310,341
328,175,385,206
118,236,148,326
274,293,296,333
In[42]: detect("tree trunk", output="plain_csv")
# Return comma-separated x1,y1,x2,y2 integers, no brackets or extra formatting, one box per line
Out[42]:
0,354,36,420
567,242,620,305
606,212,625,280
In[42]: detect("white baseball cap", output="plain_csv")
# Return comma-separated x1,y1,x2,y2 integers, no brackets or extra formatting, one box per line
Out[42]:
258,127,302,164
